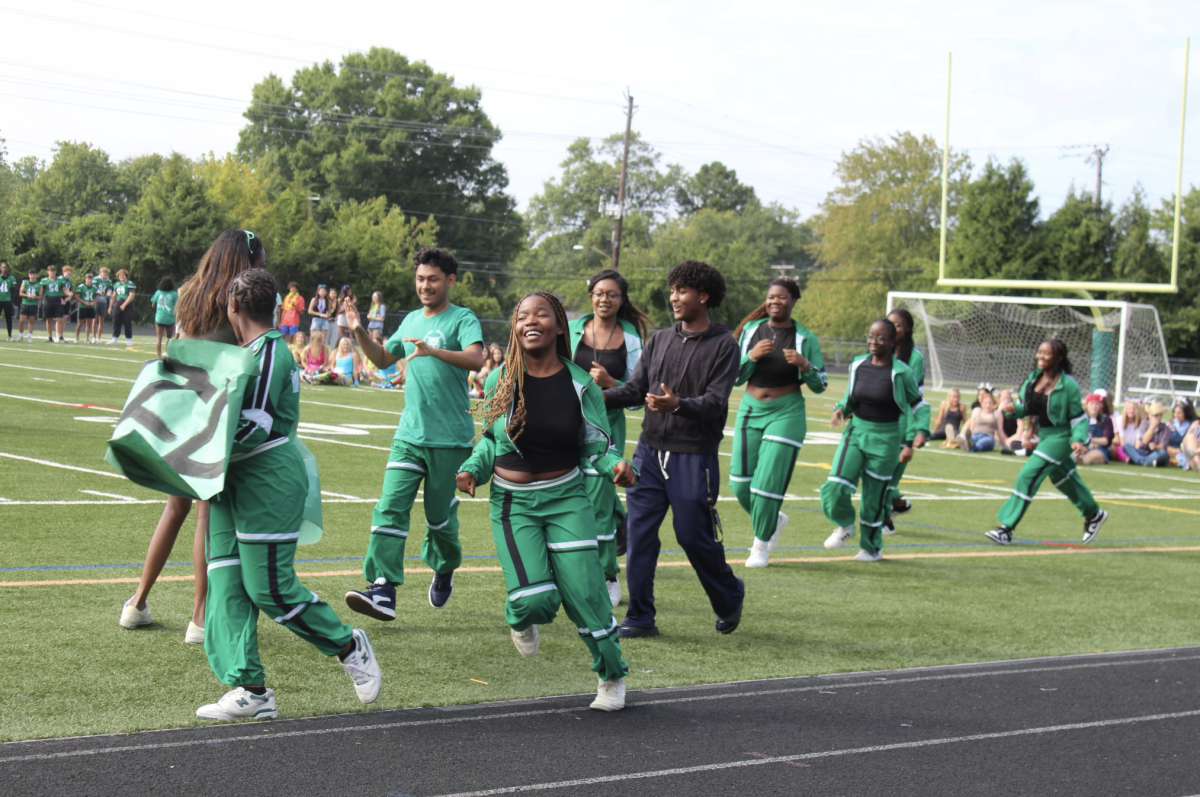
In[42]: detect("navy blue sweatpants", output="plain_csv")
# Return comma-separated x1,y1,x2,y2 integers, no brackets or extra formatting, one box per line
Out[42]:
622,440,745,629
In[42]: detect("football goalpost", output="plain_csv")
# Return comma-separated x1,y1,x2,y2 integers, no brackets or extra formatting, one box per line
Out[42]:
886,292,1173,404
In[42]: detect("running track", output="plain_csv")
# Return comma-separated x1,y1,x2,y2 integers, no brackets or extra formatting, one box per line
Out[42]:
3,647,1199,796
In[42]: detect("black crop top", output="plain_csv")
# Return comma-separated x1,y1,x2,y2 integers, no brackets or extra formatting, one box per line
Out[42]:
494,368,583,472
572,335,627,383
852,361,901,423
1026,390,1054,427
747,323,800,388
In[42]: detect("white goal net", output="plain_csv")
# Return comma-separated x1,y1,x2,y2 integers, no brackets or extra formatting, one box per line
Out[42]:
886,292,1174,403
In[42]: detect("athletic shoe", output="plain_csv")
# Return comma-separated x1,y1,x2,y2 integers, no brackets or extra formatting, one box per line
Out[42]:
882,516,896,535
428,571,453,608
119,598,152,629
853,549,883,562
716,590,744,635
1082,509,1108,543
744,538,770,568
767,512,787,552
985,527,1013,545
106,338,117,345
824,525,855,549
617,623,659,638
606,579,621,607
57,337,66,343
340,628,382,704
891,498,912,515
196,687,277,720
590,677,626,712
511,624,539,657
47,337,54,343
344,577,396,621
956,431,970,452
184,620,204,644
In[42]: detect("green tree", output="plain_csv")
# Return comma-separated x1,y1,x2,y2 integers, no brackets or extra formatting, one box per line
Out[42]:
237,47,523,264
676,162,758,215
26,141,121,221
1135,187,1200,355
1040,188,1115,283
947,158,1043,285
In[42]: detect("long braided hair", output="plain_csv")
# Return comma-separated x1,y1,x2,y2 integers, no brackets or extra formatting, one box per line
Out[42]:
733,277,800,338
475,291,572,442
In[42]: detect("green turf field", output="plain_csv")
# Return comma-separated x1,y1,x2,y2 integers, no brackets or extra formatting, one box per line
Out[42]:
1,336,1198,742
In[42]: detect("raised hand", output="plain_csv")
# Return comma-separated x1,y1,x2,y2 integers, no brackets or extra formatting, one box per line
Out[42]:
645,383,680,413
782,349,810,371
404,337,434,361
341,297,361,330
590,362,616,389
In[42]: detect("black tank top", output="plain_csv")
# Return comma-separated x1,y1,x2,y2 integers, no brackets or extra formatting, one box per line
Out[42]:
852,361,901,423
572,327,627,383
495,368,583,472
747,323,799,388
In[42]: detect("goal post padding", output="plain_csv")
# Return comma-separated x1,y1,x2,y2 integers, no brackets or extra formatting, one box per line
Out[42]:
885,292,1172,404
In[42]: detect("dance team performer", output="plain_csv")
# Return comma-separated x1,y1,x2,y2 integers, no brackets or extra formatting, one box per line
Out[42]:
882,308,925,533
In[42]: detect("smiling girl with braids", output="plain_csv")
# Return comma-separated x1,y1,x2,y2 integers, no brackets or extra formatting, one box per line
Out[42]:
456,291,636,712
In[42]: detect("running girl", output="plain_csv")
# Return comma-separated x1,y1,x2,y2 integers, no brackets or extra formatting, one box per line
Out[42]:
883,308,925,532
986,340,1108,545
731,278,827,568
74,272,97,343
150,276,178,358
567,268,650,605
457,291,634,711
822,319,928,561
195,267,380,720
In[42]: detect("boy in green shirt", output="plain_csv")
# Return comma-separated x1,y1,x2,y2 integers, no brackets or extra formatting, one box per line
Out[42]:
18,267,41,343
40,264,69,342
74,273,98,344
342,247,485,619
92,267,112,343
0,261,16,342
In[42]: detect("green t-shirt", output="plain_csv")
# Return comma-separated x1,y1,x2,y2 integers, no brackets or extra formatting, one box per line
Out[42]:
151,289,178,324
77,283,97,304
112,279,136,301
41,276,69,299
384,304,483,447
0,275,16,302
20,279,41,306
94,277,112,297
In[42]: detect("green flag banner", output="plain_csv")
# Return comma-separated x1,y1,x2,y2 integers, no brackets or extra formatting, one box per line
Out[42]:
105,339,259,500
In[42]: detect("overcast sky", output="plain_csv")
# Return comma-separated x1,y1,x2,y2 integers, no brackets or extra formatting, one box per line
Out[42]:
1,0,1194,221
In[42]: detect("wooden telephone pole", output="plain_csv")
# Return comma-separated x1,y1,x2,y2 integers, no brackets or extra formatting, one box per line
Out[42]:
611,91,634,270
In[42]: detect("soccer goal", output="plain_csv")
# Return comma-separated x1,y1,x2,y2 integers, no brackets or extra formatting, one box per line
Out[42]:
886,292,1175,404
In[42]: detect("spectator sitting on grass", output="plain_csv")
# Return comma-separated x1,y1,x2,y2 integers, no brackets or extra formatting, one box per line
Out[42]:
1112,400,1141,463
931,387,965,446
1167,399,1199,469
1123,400,1170,467
957,389,1010,452
301,330,331,383
289,331,307,365
1079,393,1115,465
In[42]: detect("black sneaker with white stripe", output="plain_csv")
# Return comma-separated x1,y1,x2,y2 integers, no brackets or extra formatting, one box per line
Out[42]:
1082,509,1108,543
985,526,1013,545
429,571,453,608
345,577,396,621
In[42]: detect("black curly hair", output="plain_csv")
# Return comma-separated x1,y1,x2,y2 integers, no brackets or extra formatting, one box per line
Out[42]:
667,260,726,309
413,246,459,276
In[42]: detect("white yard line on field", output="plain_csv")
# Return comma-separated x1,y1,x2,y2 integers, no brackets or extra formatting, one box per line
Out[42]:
0,452,125,479
0,392,121,411
297,434,390,452
0,346,142,365
320,490,363,500
78,489,137,501
0,362,133,382
300,400,400,416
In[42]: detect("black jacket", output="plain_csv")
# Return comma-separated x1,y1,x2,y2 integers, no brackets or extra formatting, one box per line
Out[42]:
604,320,739,455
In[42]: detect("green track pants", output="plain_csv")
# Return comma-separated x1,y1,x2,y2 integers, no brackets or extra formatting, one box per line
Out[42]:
997,429,1099,530
205,453,353,687
819,418,901,554
489,468,628,683
730,391,807,542
363,439,471,585
583,467,622,580
887,460,909,505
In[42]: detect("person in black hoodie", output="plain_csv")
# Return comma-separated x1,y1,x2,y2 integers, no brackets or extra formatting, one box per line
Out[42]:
604,260,744,637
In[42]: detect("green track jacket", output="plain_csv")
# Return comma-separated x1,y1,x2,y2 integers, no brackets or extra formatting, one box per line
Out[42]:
734,317,828,394
835,355,931,443
1005,369,1090,445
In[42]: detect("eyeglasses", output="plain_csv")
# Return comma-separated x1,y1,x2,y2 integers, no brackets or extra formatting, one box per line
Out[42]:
244,230,258,255
865,334,893,343
591,290,622,301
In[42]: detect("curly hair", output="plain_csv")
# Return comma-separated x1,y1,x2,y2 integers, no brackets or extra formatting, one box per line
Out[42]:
474,292,571,442
733,277,800,338
588,268,652,340
667,260,726,309
414,246,459,276
227,268,277,325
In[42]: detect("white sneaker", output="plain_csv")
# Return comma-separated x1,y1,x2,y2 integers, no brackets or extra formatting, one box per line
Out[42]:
590,677,626,711
767,512,788,552
106,338,117,345
606,579,621,607
196,687,277,720
853,549,883,562
824,526,855,549
511,624,539,658
184,620,204,644
744,538,770,568
119,598,151,628
340,628,382,704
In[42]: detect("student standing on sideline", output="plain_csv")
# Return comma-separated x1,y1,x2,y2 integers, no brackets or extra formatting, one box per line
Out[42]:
567,269,650,606
280,282,305,343
73,272,97,343
731,278,827,568
603,261,743,638
120,229,265,643
986,339,1108,545
367,291,386,334
822,319,929,562
92,267,112,343
457,291,634,711
336,284,355,339
40,264,69,342
196,267,380,720
307,284,333,337
60,265,75,341
108,269,136,345
0,261,16,341
342,247,484,619
882,308,925,533
151,277,178,359
18,267,41,342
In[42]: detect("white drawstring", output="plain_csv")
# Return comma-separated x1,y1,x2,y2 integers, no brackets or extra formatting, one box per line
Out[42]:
657,450,671,480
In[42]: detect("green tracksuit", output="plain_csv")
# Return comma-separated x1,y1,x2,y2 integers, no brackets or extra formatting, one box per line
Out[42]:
205,330,353,687
886,347,925,507
996,370,1099,530
731,318,827,542
568,315,643,579
460,359,630,682
820,356,930,554
362,304,483,585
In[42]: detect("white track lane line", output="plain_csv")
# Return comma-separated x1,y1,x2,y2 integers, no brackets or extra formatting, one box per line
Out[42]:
0,392,120,411
427,709,1200,797
0,452,125,479
301,399,400,415
0,347,142,364
77,490,136,501
297,434,390,452
0,362,133,382
2,652,1196,764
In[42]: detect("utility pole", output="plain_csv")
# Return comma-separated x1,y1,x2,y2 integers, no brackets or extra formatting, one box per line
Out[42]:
1085,145,1109,205
611,90,634,271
